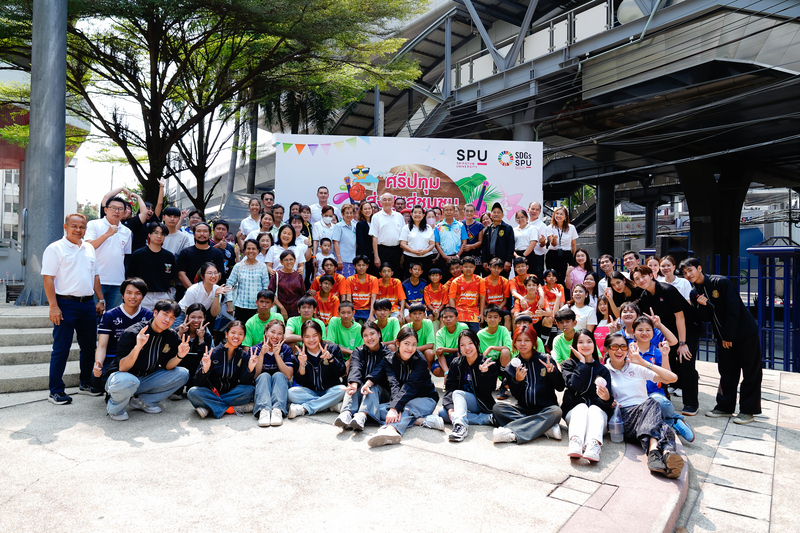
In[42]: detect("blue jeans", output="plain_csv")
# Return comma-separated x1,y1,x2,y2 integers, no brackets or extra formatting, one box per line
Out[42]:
105,368,189,416
288,385,346,415
101,284,123,310
187,384,255,419
254,372,290,416
49,298,96,394
438,390,492,427
650,392,684,426
341,384,390,423
378,396,437,436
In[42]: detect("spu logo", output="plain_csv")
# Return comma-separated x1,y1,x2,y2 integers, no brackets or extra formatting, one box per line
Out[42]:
456,149,488,162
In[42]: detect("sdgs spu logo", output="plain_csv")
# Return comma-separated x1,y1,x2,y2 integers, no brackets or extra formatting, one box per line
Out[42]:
498,151,514,166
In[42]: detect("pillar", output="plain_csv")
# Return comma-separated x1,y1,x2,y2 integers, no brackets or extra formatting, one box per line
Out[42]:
596,180,615,257
645,201,658,246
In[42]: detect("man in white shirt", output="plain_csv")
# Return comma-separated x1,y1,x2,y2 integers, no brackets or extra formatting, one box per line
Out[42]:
369,192,405,271
597,254,616,293
42,213,105,405
309,186,340,224
161,206,193,256
261,190,275,213
85,196,133,309
528,202,549,280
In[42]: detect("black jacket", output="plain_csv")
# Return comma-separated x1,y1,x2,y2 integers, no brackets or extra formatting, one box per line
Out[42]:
106,319,181,378
384,350,439,411
560,357,614,418
501,353,564,411
442,354,496,414
292,341,346,391
348,344,391,388
692,274,758,342
481,222,515,265
194,344,255,395
637,281,700,338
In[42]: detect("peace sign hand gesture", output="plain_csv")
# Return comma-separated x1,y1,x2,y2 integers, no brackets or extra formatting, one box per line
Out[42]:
178,334,191,359
320,345,332,365
201,346,212,373
297,345,308,367
479,359,496,373
541,353,556,373
644,307,662,330
197,320,209,339
248,346,259,372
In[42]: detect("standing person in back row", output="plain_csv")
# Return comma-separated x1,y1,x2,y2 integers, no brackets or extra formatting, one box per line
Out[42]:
175,222,226,300
679,258,762,425
370,192,405,272
85,196,133,309
42,213,106,405
545,206,578,288
528,202,548,280
309,186,341,224
481,203,515,277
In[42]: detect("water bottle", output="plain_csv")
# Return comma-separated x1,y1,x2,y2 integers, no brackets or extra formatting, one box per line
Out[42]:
609,404,624,443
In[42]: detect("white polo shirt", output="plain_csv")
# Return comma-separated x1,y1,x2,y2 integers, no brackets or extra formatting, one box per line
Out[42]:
606,361,657,408
240,216,261,236
42,237,98,297
530,218,548,256
368,210,405,246
309,203,341,224
85,217,132,286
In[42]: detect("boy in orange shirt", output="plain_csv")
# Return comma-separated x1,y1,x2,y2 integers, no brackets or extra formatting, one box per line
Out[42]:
448,256,486,332
377,262,406,318
314,274,340,326
424,268,449,323
310,257,349,299
442,256,463,295
484,257,511,330
509,257,530,306
346,255,378,323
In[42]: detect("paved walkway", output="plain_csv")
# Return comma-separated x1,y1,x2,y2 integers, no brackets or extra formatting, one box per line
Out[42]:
0,354,795,532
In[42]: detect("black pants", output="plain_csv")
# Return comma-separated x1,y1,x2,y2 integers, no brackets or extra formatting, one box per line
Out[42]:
620,398,676,453
531,253,545,282
404,254,435,282
234,307,258,324
545,249,570,286
715,334,763,415
377,244,402,274
669,334,700,408
492,403,561,444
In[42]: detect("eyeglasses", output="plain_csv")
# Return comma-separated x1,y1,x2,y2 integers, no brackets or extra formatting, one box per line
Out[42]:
608,344,629,351
150,232,165,237
107,206,124,212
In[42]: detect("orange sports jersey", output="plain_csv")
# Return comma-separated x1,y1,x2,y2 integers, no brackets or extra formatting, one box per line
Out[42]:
543,283,565,310
484,276,510,308
424,283,449,314
347,274,379,311
315,293,340,325
448,274,486,323
509,274,529,299
311,273,349,297
378,278,406,313
424,283,449,313
513,293,542,323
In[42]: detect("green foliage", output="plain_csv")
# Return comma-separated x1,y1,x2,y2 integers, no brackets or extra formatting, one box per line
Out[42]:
454,174,501,206
80,203,99,221
615,214,631,222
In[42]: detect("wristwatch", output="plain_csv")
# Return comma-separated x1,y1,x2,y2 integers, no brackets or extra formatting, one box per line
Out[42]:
678,341,687,346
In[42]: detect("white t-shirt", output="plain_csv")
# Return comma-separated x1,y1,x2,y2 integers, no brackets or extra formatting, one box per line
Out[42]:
606,362,658,408
571,304,598,331
312,220,337,243
163,230,193,256
545,224,579,251
309,203,341,224
369,210,405,246
513,223,538,251
246,228,278,242
41,237,98,296
179,282,219,311
316,252,337,276
666,276,692,300
530,218,548,256
399,225,436,257
239,216,261,236
265,243,308,271
85,218,132,285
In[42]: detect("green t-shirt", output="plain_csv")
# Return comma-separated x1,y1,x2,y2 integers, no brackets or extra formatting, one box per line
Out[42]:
243,312,285,347
435,322,468,351
551,328,579,364
326,317,363,359
402,319,435,347
477,326,512,360
286,316,327,345
378,317,401,343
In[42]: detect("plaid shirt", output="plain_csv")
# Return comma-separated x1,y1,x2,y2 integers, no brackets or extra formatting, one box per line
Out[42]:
225,261,270,309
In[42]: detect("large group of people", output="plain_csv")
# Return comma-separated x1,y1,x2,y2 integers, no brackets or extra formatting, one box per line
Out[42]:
41,186,764,479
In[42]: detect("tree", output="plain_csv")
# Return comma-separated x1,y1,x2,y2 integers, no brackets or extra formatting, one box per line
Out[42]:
79,203,98,221
0,0,422,208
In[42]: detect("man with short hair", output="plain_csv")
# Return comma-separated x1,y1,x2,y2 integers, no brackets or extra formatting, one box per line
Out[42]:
597,254,616,293
527,202,548,280
103,300,190,421
42,213,106,405
481,203,515,276
127,222,176,308
622,250,639,277
434,203,467,269
261,191,275,213
369,192,405,272
85,196,133,309
161,206,193,255
175,222,226,297
393,197,406,212
309,186,340,224
183,209,204,234
211,220,236,279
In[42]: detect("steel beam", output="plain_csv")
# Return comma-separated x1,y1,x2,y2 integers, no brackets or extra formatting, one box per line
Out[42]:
444,16,452,99
461,0,506,70
411,83,445,103
504,0,540,71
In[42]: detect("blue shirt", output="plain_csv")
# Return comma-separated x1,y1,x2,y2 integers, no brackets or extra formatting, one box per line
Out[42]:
623,329,666,396
250,341,294,375
98,305,153,356
402,278,427,306
331,220,357,263
434,219,467,256
464,220,484,245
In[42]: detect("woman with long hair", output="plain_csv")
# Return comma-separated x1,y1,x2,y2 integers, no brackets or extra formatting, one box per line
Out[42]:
253,319,294,427
224,239,270,323
255,232,274,264
545,206,578,286
513,209,538,273
187,321,256,419
355,200,376,276
178,262,230,326
570,284,597,333
593,295,613,361
492,324,564,444
646,255,664,281
604,271,643,318
566,248,593,292
171,302,213,399
265,225,308,277
659,255,692,300
399,204,436,280
246,211,278,242
583,271,600,308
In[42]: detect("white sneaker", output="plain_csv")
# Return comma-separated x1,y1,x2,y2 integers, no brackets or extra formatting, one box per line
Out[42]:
288,404,306,419
196,407,209,419
583,440,602,462
367,425,402,448
420,414,445,431
129,397,162,414
334,411,353,429
349,412,367,431
258,410,271,427
271,408,283,426
492,427,516,443
673,388,683,397
545,423,562,440
233,402,254,416
109,411,129,422
568,436,583,458
331,401,343,413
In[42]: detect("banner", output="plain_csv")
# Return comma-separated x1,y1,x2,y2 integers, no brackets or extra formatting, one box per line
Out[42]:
274,134,542,222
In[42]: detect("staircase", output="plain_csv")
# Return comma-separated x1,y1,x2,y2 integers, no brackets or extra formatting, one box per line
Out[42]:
0,304,80,394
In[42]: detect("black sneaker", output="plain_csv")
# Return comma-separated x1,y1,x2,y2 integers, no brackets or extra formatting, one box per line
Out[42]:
48,392,73,405
681,405,698,416
647,449,667,474
449,423,468,442
78,385,103,397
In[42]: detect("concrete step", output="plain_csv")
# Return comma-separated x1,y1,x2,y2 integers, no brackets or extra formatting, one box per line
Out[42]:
0,315,53,329
0,360,80,393
0,343,80,365
0,328,77,347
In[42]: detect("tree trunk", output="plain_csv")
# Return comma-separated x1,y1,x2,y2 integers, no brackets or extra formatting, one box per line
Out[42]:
246,101,258,194
224,98,241,206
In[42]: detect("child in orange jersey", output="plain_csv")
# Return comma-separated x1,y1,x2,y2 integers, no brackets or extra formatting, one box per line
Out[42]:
377,262,406,318
314,275,340,326
347,255,378,323
449,256,486,333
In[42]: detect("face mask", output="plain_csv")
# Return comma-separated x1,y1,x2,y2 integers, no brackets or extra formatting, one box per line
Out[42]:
322,216,333,224
427,217,436,225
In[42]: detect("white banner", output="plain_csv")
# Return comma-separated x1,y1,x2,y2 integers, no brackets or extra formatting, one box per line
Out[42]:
274,134,542,222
